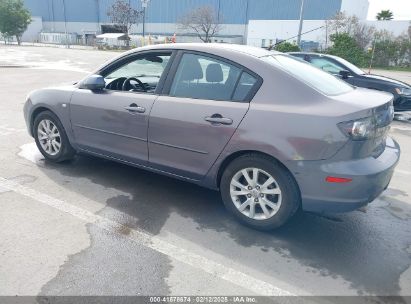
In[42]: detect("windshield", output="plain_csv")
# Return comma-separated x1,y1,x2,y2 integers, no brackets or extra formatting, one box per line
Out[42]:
261,54,354,96
105,56,169,80
334,56,366,75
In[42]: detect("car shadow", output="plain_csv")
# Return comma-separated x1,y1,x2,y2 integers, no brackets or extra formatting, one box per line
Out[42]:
37,153,411,296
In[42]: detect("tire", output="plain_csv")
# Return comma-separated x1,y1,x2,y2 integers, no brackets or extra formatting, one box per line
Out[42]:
220,154,300,231
33,110,76,162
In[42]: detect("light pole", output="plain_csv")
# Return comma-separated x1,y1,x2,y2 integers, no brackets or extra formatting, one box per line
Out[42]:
243,0,249,45
62,0,69,48
141,0,150,39
95,0,100,32
143,6,145,37
51,0,55,31
368,36,377,74
217,0,221,22
296,0,305,47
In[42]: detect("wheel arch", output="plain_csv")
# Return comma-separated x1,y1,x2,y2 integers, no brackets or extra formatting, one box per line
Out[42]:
216,150,299,192
29,106,54,136
30,106,73,148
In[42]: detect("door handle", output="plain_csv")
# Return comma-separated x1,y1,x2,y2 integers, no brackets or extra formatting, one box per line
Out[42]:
205,114,233,125
124,103,146,113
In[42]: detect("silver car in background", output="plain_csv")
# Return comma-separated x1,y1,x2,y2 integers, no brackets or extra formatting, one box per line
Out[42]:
23,44,400,230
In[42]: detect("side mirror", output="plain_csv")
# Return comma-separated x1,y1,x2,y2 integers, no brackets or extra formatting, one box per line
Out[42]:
339,70,350,79
80,75,105,91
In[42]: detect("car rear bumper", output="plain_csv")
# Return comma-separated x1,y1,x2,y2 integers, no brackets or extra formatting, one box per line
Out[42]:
290,137,400,213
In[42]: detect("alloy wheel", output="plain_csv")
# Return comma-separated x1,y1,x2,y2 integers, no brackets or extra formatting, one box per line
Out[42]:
230,167,282,220
37,119,61,156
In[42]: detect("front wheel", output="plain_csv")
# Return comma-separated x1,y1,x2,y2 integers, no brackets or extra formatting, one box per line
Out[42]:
220,154,300,230
33,111,76,162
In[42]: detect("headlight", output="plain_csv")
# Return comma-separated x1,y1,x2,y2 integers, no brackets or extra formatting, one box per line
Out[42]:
395,87,411,96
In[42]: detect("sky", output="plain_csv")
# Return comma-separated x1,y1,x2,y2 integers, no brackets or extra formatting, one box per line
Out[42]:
367,0,411,20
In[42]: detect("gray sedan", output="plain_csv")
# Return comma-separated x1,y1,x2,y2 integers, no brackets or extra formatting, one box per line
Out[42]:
23,43,400,230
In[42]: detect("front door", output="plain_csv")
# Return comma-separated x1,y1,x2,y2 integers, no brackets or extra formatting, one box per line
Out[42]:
148,52,260,180
70,51,173,165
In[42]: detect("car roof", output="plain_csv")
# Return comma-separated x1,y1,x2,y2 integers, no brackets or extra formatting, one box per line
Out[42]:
128,43,279,58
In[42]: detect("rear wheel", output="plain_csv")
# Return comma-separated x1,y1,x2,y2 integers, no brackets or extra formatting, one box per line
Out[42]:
33,111,75,162
220,154,300,230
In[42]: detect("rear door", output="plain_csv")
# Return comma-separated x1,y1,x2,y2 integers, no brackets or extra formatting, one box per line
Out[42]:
148,52,261,180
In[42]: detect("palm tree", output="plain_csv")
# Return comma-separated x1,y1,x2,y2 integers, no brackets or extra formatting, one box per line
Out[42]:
376,10,394,21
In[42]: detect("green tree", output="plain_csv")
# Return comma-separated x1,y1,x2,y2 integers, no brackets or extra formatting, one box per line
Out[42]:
326,33,368,67
0,0,31,45
372,30,411,67
274,42,300,52
376,10,394,21
325,12,375,50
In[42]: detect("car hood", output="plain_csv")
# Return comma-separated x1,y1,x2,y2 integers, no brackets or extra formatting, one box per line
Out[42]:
361,73,410,88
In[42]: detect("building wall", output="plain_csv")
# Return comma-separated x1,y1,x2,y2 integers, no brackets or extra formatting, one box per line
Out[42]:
23,0,343,28
247,19,410,49
247,20,327,48
247,0,341,21
22,16,43,42
41,21,246,37
368,20,410,36
340,0,369,20
23,0,382,45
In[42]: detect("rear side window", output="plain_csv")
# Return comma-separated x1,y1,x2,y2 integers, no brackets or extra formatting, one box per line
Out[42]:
262,54,353,96
233,72,258,101
170,53,256,102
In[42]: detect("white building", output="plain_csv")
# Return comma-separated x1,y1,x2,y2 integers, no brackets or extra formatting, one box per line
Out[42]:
247,0,410,50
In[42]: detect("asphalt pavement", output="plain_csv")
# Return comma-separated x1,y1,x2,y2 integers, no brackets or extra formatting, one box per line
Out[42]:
0,45,410,301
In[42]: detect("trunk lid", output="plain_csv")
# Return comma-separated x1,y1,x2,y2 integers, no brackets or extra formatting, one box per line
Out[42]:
332,88,394,159
372,101,394,157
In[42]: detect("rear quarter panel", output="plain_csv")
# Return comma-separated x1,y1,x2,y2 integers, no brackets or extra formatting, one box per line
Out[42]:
202,62,393,189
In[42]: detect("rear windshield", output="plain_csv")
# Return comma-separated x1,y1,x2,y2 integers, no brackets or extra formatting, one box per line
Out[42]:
261,54,354,96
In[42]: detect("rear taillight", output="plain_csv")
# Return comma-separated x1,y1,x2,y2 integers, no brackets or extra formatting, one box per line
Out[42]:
338,103,394,141
338,117,375,140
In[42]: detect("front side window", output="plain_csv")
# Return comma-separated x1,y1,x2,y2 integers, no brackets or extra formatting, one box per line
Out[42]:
104,52,171,93
170,53,245,101
262,54,353,96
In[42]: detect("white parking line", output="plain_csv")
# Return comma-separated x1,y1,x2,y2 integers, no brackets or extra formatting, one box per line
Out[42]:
395,169,411,175
391,125,411,132
0,125,26,136
0,176,297,297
